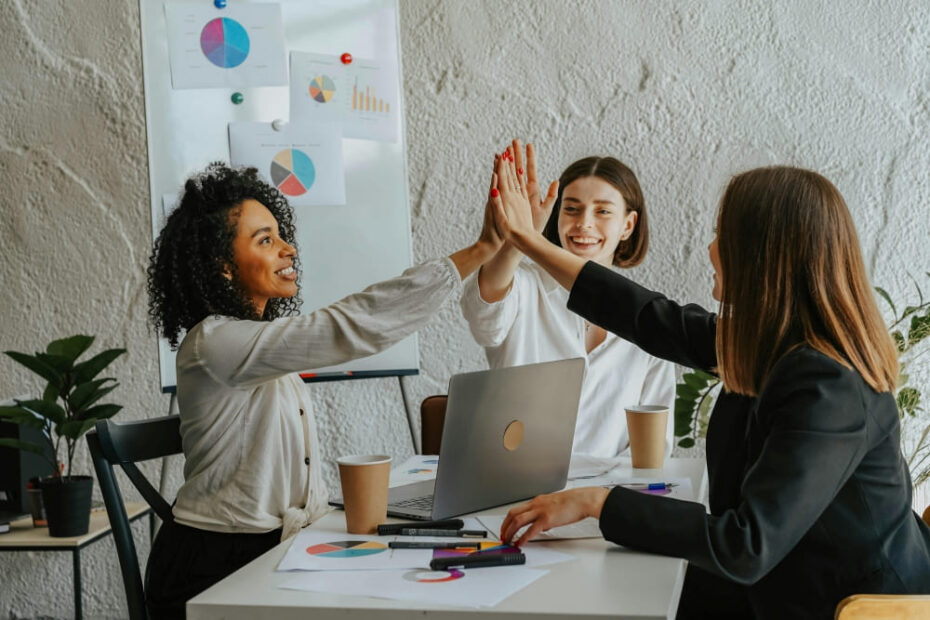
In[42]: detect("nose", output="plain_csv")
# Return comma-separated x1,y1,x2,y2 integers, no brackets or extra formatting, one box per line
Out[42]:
575,211,594,229
280,240,296,257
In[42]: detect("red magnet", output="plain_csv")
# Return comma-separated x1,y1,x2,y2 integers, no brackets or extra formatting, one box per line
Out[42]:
340,52,353,65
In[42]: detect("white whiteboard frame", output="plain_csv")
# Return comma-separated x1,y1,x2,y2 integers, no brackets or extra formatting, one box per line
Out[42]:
139,0,418,392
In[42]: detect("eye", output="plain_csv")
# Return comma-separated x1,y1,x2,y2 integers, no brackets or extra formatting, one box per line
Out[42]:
597,208,612,215
562,206,579,214
259,236,272,245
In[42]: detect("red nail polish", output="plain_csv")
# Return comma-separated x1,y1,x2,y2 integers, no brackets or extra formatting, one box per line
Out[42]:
518,168,524,175
491,188,499,197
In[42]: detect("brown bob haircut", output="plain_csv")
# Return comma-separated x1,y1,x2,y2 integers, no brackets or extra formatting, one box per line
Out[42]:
715,166,897,397
542,156,648,268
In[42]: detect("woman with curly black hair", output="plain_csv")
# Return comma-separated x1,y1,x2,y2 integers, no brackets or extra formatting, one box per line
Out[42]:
144,162,501,618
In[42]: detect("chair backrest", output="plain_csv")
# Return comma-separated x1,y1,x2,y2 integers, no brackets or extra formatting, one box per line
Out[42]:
420,395,447,455
86,415,182,620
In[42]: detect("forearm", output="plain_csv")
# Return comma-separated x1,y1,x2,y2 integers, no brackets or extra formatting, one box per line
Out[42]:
477,245,523,302
449,241,498,280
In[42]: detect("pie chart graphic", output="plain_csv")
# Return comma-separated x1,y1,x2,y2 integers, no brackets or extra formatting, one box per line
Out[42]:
200,17,250,68
305,540,387,558
403,569,465,584
270,148,315,197
309,75,336,103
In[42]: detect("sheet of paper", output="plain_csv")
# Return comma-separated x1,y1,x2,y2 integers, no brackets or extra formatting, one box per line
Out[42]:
290,50,400,143
164,3,287,89
567,477,694,501
277,529,430,572
389,454,440,488
229,121,345,207
279,565,548,609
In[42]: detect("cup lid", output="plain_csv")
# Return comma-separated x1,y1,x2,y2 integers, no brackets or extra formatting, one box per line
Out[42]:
625,405,669,413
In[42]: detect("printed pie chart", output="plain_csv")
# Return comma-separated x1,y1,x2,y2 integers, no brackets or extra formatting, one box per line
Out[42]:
403,568,465,583
305,540,387,558
309,75,336,103
200,17,250,68
270,148,316,196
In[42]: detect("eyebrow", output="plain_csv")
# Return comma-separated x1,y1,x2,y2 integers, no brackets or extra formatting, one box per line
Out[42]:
250,226,273,238
562,197,616,205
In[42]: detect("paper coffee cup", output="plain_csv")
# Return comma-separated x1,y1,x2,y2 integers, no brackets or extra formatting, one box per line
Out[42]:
625,405,668,469
336,454,392,534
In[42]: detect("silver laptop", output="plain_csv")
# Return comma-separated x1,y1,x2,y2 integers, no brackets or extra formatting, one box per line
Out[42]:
383,358,585,520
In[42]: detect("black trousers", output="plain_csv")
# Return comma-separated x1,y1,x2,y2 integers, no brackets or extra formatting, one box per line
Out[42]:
145,519,282,620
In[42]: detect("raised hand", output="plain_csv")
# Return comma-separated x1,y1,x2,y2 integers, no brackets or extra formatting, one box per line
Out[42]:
477,160,504,252
521,142,559,232
491,144,537,248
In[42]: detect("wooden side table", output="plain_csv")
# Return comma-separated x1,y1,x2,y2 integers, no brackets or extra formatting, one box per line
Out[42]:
0,501,153,620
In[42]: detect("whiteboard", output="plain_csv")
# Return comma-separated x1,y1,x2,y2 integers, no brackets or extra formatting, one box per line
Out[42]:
139,0,417,392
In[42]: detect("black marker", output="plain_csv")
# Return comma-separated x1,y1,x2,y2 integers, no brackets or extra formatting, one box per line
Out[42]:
388,541,481,549
399,528,488,538
429,551,526,570
377,519,464,536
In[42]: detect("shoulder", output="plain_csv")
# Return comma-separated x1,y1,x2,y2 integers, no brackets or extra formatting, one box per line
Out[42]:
758,346,873,431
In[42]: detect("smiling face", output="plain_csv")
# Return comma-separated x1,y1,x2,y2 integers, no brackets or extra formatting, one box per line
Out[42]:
557,176,637,266
229,198,298,316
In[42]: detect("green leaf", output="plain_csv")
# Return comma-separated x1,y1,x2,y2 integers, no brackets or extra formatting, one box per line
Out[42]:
677,437,695,449
892,330,906,353
76,403,122,422
0,406,46,430
34,352,73,374
0,438,45,455
3,351,63,388
72,348,126,384
875,286,897,318
57,418,97,440
68,378,116,413
15,399,67,425
676,384,700,402
46,335,94,365
42,382,60,404
897,387,920,417
683,372,710,391
902,306,921,320
907,315,930,347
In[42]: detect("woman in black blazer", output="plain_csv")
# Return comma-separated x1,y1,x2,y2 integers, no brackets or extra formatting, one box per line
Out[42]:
490,151,930,619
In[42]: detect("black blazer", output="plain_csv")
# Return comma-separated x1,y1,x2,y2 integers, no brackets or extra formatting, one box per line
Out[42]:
568,261,930,619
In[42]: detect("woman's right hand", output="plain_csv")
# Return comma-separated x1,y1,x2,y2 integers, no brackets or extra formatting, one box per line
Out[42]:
491,144,539,251
517,141,560,234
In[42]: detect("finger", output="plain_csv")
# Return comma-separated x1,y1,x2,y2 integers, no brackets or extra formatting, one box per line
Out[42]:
542,180,560,208
515,520,546,547
512,138,525,182
503,508,537,544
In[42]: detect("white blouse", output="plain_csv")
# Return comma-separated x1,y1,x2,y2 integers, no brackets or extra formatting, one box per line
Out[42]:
460,261,676,458
172,257,462,539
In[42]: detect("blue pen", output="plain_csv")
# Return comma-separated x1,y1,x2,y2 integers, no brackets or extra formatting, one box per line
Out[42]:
616,482,678,490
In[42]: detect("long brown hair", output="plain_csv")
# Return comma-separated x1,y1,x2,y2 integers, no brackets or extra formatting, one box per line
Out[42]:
542,156,648,267
715,166,897,396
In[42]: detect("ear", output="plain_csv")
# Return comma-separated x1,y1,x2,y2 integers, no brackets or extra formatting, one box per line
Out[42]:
222,264,233,281
620,211,638,241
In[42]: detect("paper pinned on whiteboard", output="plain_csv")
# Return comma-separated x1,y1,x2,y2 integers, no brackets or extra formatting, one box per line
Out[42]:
164,3,287,89
229,121,346,207
290,51,400,143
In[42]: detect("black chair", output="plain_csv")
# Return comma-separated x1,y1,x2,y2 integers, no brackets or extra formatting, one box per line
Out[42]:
86,415,182,620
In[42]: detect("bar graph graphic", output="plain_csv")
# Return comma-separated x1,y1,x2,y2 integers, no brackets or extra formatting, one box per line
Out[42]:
351,78,390,114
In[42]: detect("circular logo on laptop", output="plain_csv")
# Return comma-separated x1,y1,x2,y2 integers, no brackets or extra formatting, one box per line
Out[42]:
503,420,524,451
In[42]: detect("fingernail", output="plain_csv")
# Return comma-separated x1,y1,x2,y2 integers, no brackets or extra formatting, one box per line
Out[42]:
518,168,524,175
491,188,499,197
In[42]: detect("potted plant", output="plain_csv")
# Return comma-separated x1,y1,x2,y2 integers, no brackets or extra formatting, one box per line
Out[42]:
0,335,126,536
675,277,930,489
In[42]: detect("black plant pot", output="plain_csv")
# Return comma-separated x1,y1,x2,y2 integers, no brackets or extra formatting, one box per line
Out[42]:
40,475,93,537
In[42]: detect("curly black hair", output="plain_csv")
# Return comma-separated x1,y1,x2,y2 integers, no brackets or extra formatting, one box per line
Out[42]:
147,162,301,348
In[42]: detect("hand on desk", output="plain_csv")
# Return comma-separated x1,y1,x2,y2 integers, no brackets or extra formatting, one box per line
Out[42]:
501,487,610,546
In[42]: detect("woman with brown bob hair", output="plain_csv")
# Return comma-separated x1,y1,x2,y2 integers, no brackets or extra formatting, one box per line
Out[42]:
461,142,675,458
489,158,930,619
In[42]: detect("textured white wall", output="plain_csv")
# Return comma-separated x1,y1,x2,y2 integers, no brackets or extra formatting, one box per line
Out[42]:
2,0,929,617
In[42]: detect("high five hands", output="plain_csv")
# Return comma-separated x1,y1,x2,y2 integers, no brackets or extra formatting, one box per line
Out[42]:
489,139,559,251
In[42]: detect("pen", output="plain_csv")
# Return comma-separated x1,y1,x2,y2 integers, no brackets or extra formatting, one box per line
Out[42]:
429,551,526,570
377,519,464,535
617,482,678,490
388,541,482,549
399,528,488,538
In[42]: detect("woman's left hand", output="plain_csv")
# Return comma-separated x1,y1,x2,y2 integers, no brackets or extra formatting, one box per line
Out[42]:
500,487,610,546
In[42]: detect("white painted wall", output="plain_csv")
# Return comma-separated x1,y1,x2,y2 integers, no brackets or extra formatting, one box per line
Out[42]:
1,1,928,617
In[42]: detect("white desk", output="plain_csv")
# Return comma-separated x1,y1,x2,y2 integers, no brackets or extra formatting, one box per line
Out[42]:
188,457,706,620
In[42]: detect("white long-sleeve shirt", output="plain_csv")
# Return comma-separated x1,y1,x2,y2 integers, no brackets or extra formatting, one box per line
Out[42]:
172,258,462,538
460,261,676,458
